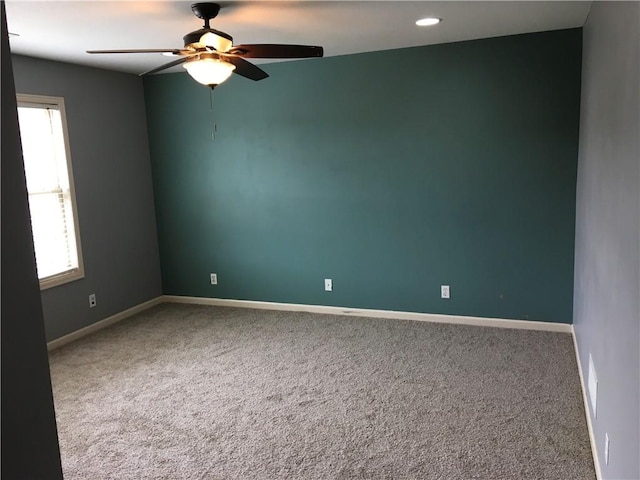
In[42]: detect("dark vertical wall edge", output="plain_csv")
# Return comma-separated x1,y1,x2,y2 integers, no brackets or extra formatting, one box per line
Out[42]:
1,2,64,478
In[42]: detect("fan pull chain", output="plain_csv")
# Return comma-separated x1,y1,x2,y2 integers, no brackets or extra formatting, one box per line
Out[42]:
209,87,217,141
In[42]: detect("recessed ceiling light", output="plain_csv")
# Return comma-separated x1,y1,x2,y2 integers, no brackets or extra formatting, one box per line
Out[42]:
416,17,442,27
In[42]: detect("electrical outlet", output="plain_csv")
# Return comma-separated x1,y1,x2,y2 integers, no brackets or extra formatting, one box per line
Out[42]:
605,433,610,465
324,279,332,292
441,285,450,299
210,273,218,285
89,293,96,308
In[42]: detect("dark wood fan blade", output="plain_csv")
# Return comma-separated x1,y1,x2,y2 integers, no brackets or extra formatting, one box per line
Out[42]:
139,56,192,76
228,44,323,59
225,57,268,81
87,49,188,55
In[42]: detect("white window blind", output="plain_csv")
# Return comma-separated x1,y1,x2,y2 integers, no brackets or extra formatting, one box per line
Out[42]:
17,95,84,289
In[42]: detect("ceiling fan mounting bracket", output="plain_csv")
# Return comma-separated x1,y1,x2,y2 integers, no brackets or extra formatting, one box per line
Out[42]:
191,3,221,28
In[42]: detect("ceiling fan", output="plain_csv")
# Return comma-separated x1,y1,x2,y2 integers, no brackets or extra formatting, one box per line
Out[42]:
87,2,324,89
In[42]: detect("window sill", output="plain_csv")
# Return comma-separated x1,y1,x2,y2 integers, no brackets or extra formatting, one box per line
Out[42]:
39,268,85,290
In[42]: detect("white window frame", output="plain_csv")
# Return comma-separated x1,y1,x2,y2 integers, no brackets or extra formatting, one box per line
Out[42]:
17,93,85,290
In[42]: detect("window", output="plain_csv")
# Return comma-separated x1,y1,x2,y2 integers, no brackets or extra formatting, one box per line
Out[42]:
17,94,84,289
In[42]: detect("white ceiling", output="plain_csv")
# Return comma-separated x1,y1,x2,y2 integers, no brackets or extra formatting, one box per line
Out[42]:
6,1,591,75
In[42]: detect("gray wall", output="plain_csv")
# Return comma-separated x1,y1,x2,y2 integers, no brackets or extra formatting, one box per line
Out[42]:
1,3,63,477
12,55,163,341
573,2,639,479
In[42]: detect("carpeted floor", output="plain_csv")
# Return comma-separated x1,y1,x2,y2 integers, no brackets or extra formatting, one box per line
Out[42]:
49,303,595,479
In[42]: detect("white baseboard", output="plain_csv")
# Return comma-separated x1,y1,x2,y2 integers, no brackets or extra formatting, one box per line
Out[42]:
162,295,572,333
47,295,572,351
572,326,602,480
47,296,164,351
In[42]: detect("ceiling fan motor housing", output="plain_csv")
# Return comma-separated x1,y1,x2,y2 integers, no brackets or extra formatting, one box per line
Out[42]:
183,28,233,51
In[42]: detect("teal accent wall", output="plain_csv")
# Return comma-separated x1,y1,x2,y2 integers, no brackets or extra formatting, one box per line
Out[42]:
144,29,582,323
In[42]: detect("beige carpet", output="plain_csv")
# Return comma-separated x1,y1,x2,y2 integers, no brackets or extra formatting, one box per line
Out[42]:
49,303,595,479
